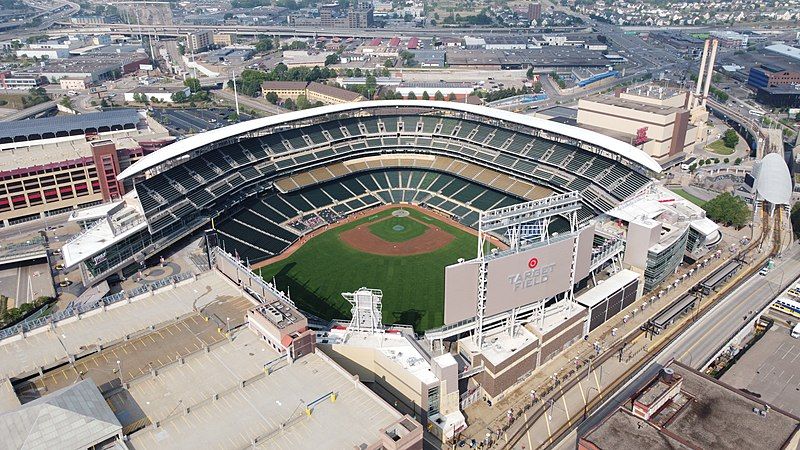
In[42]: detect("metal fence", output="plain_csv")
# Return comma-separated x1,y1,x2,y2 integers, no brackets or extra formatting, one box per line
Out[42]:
0,272,194,341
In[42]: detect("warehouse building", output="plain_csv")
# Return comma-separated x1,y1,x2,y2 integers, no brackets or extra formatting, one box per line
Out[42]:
579,362,800,450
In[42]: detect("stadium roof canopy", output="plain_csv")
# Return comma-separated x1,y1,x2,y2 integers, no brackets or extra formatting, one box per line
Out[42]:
752,153,792,205
0,379,122,449
0,109,141,143
118,100,662,180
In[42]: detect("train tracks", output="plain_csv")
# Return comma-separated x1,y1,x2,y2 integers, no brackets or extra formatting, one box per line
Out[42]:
502,207,782,450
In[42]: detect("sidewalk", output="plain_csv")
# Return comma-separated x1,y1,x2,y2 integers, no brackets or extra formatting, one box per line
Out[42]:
460,228,751,443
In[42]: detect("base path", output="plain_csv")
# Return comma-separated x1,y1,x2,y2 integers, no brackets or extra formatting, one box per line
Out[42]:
338,215,454,256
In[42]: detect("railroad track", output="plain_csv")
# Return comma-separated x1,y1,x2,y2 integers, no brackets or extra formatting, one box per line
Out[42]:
502,206,781,450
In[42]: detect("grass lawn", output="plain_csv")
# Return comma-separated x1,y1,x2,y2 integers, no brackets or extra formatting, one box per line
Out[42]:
368,214,428,242
257,208,478,330
670,188,707,207
707,139,736,155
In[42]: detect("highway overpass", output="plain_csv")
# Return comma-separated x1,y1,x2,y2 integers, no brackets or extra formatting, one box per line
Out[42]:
52,22,593,39
0,101,57,122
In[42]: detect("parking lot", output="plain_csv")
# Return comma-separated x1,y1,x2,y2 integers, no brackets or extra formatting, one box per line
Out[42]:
152,108,252,135
721,321,800,415
0,261,55,307
15,294,252,399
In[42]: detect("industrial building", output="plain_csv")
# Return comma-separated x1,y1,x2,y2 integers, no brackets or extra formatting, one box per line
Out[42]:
124,85,191,103
394,82,474,101
579,362,800,450
261,81,364,104
577,87,697,162
15,41,71,59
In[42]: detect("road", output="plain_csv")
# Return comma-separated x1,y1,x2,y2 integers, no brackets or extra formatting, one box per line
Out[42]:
494,211,790,449
213,89,286,116
571,242,800,448
0,101,57,122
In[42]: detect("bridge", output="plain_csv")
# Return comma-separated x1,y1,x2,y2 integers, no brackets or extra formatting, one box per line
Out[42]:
706,98,777,157
0,101,57,122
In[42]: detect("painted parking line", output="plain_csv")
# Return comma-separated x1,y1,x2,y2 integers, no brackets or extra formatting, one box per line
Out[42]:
578,380,587,406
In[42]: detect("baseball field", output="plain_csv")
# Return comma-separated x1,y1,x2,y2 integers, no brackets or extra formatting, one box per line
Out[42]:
256,206,479,330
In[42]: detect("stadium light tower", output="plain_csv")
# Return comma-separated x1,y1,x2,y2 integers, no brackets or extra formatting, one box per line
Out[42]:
342,287,385,334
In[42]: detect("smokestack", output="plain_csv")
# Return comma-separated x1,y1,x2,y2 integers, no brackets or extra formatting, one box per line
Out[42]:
702,39,719,107
694,39,710,107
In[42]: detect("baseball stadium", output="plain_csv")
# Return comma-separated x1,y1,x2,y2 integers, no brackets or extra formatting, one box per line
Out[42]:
56,99,721,417
61,101,660,333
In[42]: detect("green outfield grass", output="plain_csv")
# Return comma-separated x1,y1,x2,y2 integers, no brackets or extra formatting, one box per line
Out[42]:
368,213,428,242
670,188,707,207
257,208,478,330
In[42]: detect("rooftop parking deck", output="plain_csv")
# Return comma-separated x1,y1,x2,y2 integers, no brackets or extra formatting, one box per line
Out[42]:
0,272,246,380
127,349,404,450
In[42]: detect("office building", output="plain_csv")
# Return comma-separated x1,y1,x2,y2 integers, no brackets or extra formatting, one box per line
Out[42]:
527,2,542,21
186,30,212,53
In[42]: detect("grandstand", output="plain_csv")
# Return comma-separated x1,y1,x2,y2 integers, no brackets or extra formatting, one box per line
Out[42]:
64,101,661,286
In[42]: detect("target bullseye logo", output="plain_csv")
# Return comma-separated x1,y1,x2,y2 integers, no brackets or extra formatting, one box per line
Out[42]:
527,257,539,269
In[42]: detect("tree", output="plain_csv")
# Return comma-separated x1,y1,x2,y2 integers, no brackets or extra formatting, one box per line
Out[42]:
296,94,311,110
422,91,430,100
345,68,354,77
184,77,201,93
792,203,800,239
354,68,363,78
734,157,742,165
265,91,279,104
384,59,394,68
324,53,340,66
283,98,295,110
407,91,417,100
255,36,274,53
722,129,739,149
702,192,750,228
526,67,534,79
447,92,456,101
365,75,377,99
689,163,697,172
59,96,73,109
723,157,730,164
171,91,188,103
434,91,445,101
100,99,110,108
